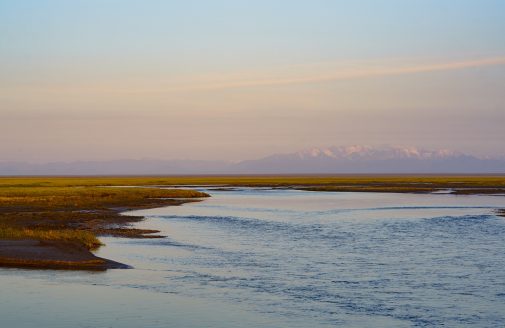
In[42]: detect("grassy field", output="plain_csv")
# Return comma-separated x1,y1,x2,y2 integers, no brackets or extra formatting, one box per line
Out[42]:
2,175,505,188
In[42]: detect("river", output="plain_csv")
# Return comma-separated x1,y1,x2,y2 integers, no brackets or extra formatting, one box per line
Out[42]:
1,188,505,327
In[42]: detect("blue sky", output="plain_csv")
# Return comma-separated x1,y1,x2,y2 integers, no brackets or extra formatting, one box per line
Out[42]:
1,1,504,161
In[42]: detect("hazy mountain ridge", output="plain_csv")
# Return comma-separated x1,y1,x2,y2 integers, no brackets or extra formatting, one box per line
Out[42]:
235,145,504,174
1,146,504,175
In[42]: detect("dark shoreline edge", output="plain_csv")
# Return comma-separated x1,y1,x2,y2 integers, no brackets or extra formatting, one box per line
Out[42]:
0,239,130,271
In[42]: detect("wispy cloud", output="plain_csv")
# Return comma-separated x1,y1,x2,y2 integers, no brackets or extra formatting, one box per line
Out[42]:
184,56,505,91
3,56,504,96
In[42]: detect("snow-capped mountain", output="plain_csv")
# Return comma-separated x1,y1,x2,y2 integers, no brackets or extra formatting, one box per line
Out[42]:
294,145,463,161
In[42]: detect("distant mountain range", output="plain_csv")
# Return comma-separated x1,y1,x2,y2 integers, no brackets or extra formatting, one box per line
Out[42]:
234,145,505,174
1,145,504,175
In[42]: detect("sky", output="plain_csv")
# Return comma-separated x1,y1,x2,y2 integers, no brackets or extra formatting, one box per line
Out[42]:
1,0,504,162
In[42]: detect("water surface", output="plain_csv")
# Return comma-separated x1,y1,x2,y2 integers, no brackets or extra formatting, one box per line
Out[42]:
1,189,505,327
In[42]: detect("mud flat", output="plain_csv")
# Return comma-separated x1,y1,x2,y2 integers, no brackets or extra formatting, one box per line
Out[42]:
0,239,128,270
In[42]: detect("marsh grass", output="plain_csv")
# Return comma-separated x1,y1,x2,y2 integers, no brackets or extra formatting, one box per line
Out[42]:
0,182,208,250
0,225,102,250
1,175,505,190
0,186,207,209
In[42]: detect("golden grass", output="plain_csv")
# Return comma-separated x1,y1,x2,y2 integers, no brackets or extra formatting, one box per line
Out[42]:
0,186,208,210
0,225,102,250
1,175,505,189
0,181,209,250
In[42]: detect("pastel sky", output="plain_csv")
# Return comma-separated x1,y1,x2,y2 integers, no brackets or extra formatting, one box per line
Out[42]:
1,0,504,162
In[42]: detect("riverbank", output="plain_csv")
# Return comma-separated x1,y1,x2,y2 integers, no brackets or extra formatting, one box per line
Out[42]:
0,181,208,270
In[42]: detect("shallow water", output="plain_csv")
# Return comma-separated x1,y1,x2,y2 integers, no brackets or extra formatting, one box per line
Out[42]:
1,189,505,327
